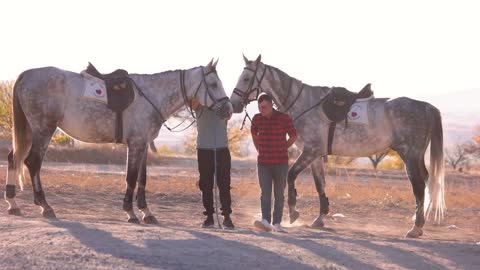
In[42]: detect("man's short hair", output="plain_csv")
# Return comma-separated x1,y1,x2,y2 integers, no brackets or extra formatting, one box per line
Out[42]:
258,93,272,103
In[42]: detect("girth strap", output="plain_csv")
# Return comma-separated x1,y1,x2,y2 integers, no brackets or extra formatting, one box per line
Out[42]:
327,122,336,155
115,111,123,143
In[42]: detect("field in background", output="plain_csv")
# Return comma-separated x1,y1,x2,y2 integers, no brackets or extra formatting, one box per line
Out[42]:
1,157,478,236
1,155,479,269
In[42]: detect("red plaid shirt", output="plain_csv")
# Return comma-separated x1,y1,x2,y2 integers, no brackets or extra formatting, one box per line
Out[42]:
251,110,297,164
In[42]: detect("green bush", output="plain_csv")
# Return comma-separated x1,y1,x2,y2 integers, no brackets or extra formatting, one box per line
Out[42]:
378,150,404,170
51,132,74,146
155,144,174,156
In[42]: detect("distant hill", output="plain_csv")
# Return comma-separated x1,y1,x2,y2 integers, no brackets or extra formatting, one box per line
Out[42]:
417,89,479,146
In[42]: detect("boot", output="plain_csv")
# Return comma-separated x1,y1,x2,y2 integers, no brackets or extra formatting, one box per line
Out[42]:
222,216,235,230
202,215,214,228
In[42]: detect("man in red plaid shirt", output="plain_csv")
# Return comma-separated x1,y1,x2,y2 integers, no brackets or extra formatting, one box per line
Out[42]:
251,94,297,232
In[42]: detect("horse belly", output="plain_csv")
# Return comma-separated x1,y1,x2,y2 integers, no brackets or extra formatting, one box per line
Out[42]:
58,102,117,143
331,122,392,157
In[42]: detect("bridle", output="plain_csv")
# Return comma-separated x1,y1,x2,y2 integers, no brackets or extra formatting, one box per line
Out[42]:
131,67,230,132
232,63,268,108
180,67,229,120
232,63,305,112
233,62,328,126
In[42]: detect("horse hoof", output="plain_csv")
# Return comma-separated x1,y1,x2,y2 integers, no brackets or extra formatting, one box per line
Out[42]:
42,208,57,219
127,217,140,224
405,226,423,238
143,216,159,225
289,210,300,224
311,217,325,229
8,208,22,216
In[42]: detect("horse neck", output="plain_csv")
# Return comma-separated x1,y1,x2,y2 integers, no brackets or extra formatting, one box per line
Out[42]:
130,69,194,120
265,66,329,117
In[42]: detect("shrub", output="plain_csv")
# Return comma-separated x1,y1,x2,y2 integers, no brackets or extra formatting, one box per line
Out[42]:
378,150,404,170
0,81,14,139
51,131,74,146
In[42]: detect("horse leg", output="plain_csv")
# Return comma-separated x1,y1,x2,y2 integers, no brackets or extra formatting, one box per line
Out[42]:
136,148,158,224
287,149,322,224
5,150,22,215
400,154,429,238
123,142,146,223
24,133,56,219
310,157,329,228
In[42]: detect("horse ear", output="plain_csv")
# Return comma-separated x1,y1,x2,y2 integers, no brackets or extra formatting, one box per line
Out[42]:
361,83,371,92
207,58,214,69
359,83,374,97
243,54,249,65
254,54,262,64
212,58,219,69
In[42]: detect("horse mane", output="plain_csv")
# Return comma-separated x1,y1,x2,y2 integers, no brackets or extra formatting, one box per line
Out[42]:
266,64,331,95
133,66,203,77
266,65,299,94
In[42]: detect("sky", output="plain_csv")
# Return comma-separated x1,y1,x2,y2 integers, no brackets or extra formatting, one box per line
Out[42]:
1,0,479,101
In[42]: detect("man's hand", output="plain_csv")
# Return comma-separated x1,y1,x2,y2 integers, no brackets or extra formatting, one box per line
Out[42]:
190,99,200,110
287,135,297,148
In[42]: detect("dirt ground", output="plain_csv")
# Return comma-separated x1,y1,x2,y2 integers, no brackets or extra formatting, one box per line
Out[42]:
0,158,479,270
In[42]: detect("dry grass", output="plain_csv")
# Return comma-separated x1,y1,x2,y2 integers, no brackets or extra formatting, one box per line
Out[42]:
1,151,477,212
5,161,478,211
0,144,194,166
1,157,478,235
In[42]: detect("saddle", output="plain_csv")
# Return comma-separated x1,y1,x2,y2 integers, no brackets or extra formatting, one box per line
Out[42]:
322,83,374,155
85,62,135,143
323,83,373,122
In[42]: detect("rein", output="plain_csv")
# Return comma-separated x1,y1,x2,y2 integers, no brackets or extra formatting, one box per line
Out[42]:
129,68,228,132
236,63,318,127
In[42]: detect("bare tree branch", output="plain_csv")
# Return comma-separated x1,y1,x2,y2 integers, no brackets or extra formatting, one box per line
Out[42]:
368,151,389,170
445,142,471,170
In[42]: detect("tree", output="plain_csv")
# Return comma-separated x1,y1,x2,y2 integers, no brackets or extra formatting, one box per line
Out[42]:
0,81,14,139
445,142,471,171
182,119,250,157
377,149,404,170
368,150,390,170
227,123,250,157
51,130,75,146
183,129,197,154
475,125,480,145
327,155,356,167
465,124,480,158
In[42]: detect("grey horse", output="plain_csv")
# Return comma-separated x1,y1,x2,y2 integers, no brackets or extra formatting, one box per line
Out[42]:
5,59,233,224
230,55,445,238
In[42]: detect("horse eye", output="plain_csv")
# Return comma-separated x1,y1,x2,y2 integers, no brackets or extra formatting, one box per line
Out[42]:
243,77,250,82
210,83,217,88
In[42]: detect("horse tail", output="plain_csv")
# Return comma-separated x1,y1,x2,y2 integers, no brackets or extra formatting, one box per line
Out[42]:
12,72,32,190
425,104,445,223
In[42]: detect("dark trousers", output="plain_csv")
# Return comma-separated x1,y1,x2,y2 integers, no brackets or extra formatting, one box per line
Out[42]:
197,148,232,217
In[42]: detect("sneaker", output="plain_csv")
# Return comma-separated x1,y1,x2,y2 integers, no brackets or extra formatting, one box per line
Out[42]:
222,218,235,230
202,216,214,228
273,223,287,233
254,219,273,232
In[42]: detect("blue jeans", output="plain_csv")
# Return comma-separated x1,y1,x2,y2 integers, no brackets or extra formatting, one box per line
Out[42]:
257,163,289,224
